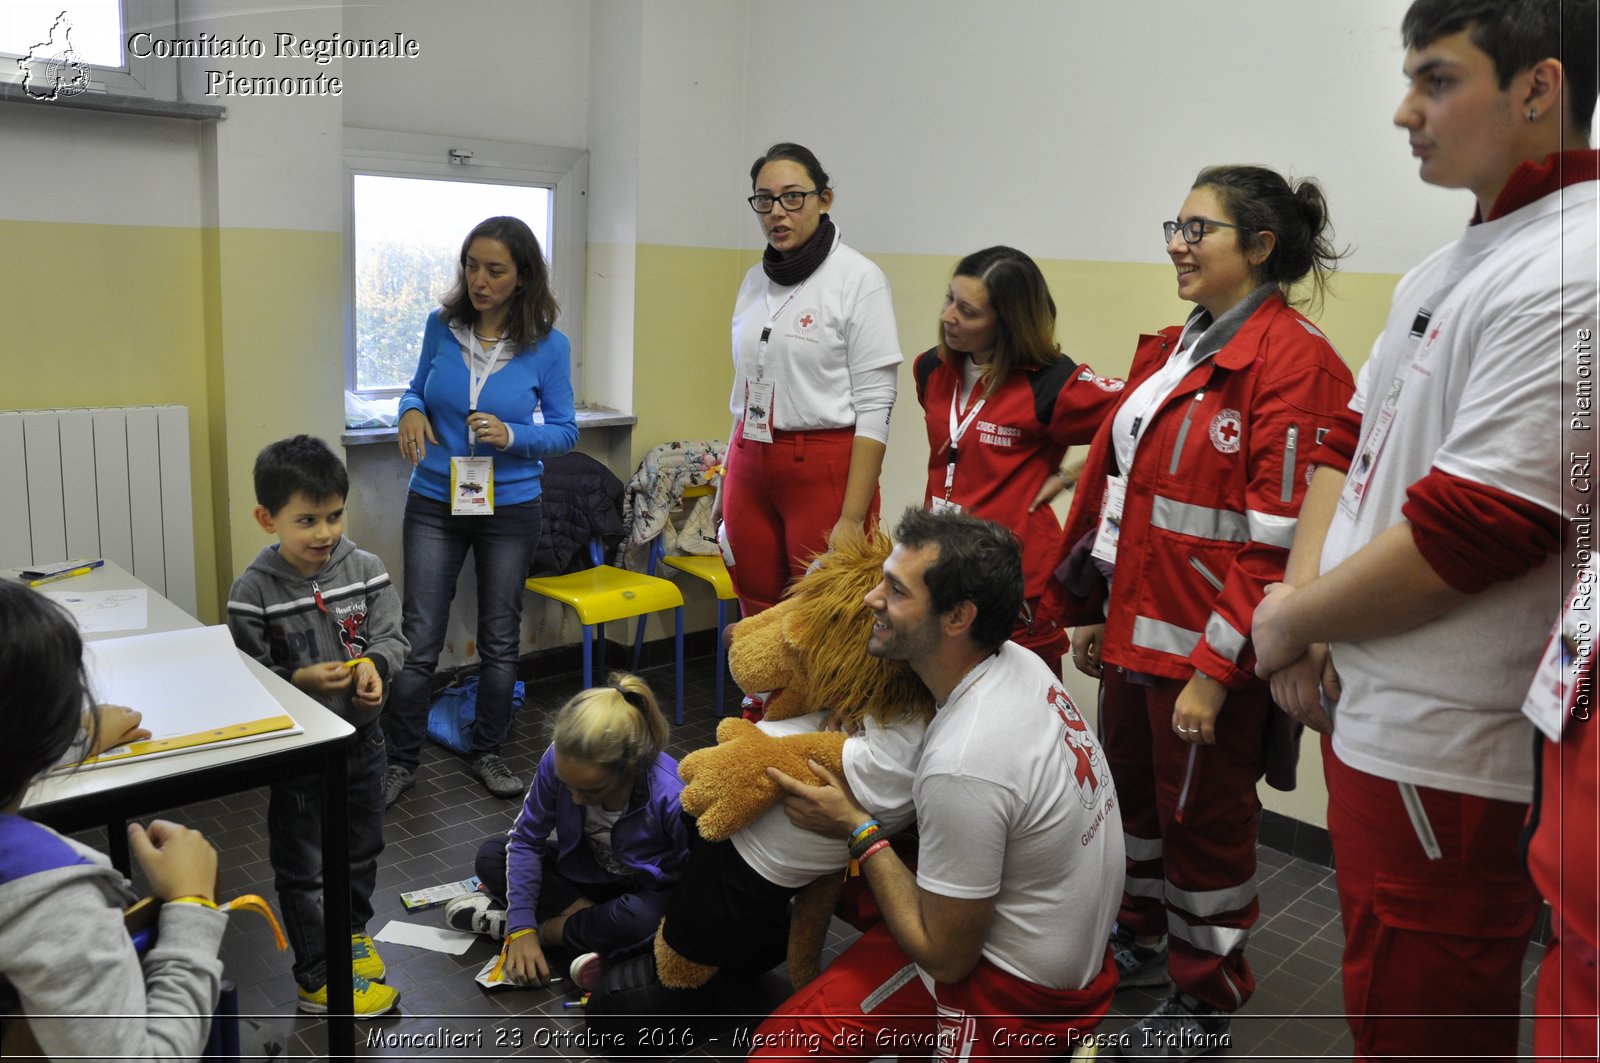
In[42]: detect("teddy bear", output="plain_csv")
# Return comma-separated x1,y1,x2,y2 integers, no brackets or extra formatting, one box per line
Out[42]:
650,528,935,991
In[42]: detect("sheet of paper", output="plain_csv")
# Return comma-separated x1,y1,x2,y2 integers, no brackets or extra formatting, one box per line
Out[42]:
374,920,477,955
42,588,149,634
79,625,297,747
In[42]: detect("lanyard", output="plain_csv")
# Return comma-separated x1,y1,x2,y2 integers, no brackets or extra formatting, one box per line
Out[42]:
944,382,987,500
466,331,506,413
751,227,841,383
1130,315,1206,445
466,331,506,457
754,282,808,384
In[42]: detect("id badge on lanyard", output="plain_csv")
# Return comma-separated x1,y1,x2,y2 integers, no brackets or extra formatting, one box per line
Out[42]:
454,332,502,516
931,386,986,516
742,278,811,444
1091,475,1128,565
1336,379,1399,521
1523,559,1595,740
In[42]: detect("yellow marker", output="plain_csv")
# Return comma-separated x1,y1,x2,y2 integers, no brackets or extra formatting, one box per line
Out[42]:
345,656,374,670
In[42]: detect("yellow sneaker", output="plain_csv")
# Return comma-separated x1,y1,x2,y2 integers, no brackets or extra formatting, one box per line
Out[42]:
350,932,386,981
296,975,400,1018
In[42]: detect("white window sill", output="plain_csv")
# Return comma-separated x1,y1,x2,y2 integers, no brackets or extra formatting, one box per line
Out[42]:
0,81,224,120
341,406,635,447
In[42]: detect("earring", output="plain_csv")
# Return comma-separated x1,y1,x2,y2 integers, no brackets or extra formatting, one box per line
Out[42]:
1527,108,1539,123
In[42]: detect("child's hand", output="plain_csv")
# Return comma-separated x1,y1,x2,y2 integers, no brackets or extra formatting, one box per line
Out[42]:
292,661,356,695
88,704,152,756
503,932,551,987
129,820,218,903
351,660,383,707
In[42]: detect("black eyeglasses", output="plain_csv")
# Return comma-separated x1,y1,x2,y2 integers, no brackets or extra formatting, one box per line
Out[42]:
1163,217,1247,245
748,189,823,213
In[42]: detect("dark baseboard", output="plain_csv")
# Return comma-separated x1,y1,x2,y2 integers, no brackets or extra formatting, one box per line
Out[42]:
1258,808,1333,867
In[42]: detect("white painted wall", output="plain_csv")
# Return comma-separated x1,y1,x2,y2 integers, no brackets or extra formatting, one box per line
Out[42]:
340,0,590,148
597,0,1474,275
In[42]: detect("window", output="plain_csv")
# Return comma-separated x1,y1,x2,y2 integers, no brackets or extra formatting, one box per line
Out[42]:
1,0,177,99
344,129,588,409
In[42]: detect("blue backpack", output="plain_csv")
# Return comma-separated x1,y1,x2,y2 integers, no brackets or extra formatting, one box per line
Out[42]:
425,676,527,755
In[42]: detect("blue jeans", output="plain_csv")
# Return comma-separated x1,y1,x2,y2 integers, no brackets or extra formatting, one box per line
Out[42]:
268,720,387,990
385,492,543,769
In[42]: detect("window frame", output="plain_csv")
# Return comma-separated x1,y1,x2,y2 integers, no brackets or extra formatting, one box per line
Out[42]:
343,127,589,402
0,0,178,100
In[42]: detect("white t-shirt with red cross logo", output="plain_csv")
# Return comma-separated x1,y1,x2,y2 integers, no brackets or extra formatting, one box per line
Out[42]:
913,641,1124,990
728,239,903,432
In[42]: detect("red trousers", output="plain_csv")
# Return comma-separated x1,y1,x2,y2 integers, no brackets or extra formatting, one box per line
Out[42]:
748,924,1117,1061
1536,916,1600,1060
1322,738,1538,1061
1099,667,1267,1011
722,426,877,617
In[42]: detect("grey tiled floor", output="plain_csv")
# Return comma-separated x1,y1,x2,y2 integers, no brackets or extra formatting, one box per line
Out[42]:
85,657,1544,1061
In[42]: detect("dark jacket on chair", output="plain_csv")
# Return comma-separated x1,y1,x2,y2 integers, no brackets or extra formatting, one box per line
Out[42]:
534,453,626,575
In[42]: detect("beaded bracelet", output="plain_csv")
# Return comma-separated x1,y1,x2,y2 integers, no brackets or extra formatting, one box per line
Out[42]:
167,895,219,909
857,838,892,865
848,819,881,845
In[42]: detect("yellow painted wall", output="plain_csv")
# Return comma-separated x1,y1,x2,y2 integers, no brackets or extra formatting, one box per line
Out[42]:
0,221,345,624
1,220,223,622
629,244,750,468
207,228,346,592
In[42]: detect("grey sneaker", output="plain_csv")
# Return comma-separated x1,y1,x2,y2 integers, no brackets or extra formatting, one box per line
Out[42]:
471,753,524,798
1113,992,1230,1060
443,892,507,940
1110,924,1171,988
383,763,415,808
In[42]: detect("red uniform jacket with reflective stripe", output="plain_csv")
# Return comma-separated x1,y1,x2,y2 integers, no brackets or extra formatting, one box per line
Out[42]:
1045,294,1358,687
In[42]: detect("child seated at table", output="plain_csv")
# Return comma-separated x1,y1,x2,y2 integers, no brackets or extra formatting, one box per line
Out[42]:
226,435,408,1018
0,581,228,1059
444,672,690,990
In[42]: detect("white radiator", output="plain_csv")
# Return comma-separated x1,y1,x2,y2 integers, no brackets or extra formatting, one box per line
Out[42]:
0,406,197,615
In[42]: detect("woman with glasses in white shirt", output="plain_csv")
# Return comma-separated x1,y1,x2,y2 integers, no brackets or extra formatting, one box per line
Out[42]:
1046,165,1358,1055
714,143,901,620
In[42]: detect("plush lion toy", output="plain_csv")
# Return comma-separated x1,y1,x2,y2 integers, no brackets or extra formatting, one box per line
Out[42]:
654,529,935,990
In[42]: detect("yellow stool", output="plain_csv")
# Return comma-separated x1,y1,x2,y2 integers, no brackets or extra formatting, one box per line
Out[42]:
642,537,740,716
524,538,685,723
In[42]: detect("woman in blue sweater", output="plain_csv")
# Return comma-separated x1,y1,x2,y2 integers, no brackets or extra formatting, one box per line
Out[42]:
386,216,578,803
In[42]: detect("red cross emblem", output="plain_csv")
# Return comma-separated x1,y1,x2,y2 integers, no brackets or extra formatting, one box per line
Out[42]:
1209,409,1243,454
1050,686,1103,805
798,313,814,329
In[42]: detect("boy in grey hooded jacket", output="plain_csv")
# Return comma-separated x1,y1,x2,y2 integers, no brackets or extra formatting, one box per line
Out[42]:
226,435,407,1016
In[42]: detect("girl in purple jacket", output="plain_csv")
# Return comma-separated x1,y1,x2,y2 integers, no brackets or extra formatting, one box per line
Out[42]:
445,673,688,988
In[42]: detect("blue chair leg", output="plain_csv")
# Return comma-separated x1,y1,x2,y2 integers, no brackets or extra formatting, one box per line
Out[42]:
714,599,728,716
674,605,684,725
630,608,648,671
582,624,595,688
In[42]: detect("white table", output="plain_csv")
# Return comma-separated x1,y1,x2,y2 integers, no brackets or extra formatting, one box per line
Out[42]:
14,561,361,1057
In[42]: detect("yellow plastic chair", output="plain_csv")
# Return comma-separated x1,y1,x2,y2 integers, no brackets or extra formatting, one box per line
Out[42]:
524,538,685,723
630,484,741,716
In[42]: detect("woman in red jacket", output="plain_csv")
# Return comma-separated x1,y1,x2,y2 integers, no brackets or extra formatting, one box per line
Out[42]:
913,246,1122,667
1047,165,1358,1055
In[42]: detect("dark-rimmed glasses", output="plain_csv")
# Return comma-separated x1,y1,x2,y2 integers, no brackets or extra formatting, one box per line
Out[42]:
1163,217,1247,245
748,189,823,213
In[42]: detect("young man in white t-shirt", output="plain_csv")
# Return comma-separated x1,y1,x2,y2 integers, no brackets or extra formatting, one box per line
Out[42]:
753,508,1125,1060
1252,1,1598,1058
